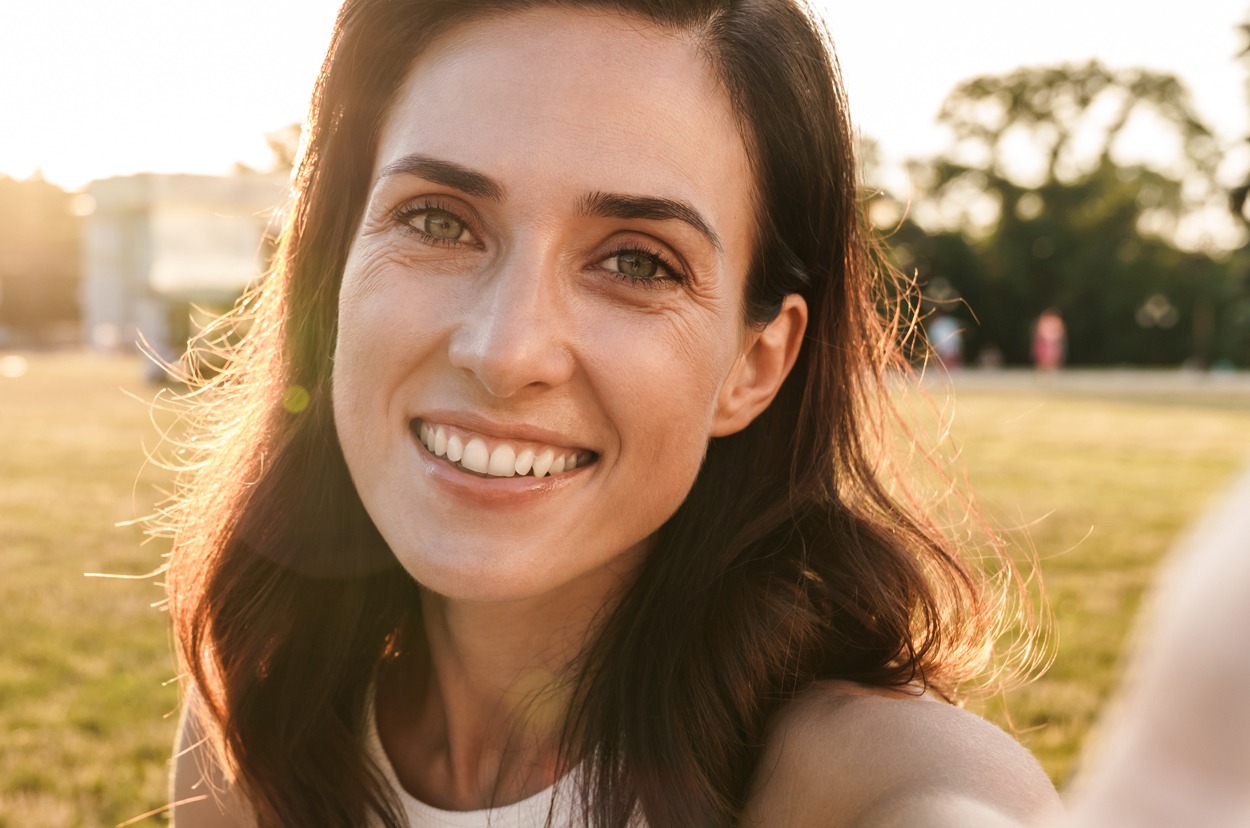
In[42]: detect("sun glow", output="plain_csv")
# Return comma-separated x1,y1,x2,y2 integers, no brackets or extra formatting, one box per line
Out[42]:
0,0,341,190
0,0,1244,192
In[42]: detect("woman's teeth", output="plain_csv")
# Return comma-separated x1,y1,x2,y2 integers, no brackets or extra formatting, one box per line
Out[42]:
416,422,587,479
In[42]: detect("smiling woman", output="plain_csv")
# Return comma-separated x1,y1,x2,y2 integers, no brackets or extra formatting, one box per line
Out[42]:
162,2,1061,827
333,11,773,607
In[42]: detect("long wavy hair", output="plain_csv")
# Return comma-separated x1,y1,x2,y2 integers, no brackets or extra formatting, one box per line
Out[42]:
164,1,1034,825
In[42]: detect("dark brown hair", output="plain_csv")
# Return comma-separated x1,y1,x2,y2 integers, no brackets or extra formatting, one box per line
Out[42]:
164,1,1029,825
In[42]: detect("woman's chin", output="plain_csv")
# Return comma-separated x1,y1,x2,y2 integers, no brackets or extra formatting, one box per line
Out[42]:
393,538,647,608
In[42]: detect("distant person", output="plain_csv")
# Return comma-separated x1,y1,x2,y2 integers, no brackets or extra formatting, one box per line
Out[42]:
1032,309,1066,371
1066,462,1250,827
928,312,965,369
977,344,1005,370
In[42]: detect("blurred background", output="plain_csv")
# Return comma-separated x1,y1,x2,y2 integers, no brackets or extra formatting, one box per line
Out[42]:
2,0,1250,824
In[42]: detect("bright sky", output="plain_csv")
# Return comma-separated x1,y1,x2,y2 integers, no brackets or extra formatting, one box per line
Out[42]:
2,0,1247,192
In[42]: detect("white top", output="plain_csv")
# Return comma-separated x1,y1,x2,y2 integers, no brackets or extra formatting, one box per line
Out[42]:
364,704,582,827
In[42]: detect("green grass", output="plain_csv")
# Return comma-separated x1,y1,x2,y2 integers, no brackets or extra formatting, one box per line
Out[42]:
0,354,179,827
949,376,1250,785
1,354,1248,823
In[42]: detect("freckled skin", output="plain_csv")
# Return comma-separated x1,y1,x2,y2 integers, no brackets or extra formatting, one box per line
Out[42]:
331,9,761,604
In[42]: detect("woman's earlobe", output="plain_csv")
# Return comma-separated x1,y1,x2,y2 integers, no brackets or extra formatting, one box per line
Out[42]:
711,294,808,437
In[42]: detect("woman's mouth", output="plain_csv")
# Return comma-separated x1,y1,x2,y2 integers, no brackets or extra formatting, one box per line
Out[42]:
412,419,596,479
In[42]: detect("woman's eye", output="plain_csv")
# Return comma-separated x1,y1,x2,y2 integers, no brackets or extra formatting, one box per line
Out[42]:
418,210,469,241
601,249,683,285
398,206,474,243
609,251,658,280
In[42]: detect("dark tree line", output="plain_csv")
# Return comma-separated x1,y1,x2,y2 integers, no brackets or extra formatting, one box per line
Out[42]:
0,174,81,346
874,58,1250,367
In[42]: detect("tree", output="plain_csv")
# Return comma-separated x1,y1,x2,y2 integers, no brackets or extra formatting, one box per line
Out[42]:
0,173,81,345
890,61,1242,366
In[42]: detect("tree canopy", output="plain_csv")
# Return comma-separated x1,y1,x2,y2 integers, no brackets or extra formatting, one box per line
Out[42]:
876,60,1249,367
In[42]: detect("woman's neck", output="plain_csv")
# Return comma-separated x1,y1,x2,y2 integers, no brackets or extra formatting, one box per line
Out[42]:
376,557,639,809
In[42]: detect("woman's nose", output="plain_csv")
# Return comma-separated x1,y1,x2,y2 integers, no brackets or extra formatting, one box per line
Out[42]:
447,251,576,398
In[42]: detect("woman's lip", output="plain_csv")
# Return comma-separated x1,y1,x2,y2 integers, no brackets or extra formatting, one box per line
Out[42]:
410,410,594,454
411,419,597,478
409,426,586,503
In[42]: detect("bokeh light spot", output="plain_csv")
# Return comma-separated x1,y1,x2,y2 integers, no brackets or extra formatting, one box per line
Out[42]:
283,384,310,414
0,355,29,378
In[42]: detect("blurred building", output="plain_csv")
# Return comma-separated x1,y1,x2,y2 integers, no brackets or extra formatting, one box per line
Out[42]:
80,172,287,367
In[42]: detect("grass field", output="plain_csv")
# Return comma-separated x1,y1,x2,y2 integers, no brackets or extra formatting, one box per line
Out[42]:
2,353,1249,825
0,354,179,827
946,372,1250,784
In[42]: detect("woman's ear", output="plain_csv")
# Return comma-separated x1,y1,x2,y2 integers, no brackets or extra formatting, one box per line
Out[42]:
711,294,808,437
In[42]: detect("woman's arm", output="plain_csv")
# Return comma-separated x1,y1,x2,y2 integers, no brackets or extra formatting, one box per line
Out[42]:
743,682,1063,828
170,688,255,828
1067,464,1250,827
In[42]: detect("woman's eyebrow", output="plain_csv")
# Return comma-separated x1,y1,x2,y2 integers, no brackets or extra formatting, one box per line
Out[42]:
371,159,721,252
376,153,505,201
580,191,723,253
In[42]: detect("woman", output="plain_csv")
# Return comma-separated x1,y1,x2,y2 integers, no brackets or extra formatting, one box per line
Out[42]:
167,1,1062,825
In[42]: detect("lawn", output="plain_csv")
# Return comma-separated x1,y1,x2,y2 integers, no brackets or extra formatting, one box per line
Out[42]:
945,372,1250,783
1,353,1248,825
0,354,179,827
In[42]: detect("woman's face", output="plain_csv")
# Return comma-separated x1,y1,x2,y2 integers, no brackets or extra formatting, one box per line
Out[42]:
333,8,765,603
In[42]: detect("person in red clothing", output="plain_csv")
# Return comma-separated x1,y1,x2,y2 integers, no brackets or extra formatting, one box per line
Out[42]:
1033,308,1067,371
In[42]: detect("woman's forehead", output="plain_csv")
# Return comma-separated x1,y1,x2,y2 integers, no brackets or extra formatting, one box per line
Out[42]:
372,7,756,243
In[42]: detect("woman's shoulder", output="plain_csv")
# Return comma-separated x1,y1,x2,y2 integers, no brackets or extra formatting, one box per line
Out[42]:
742,680,1064,828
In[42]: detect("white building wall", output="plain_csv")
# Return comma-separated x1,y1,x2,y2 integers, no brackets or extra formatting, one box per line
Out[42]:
80,172,288,360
